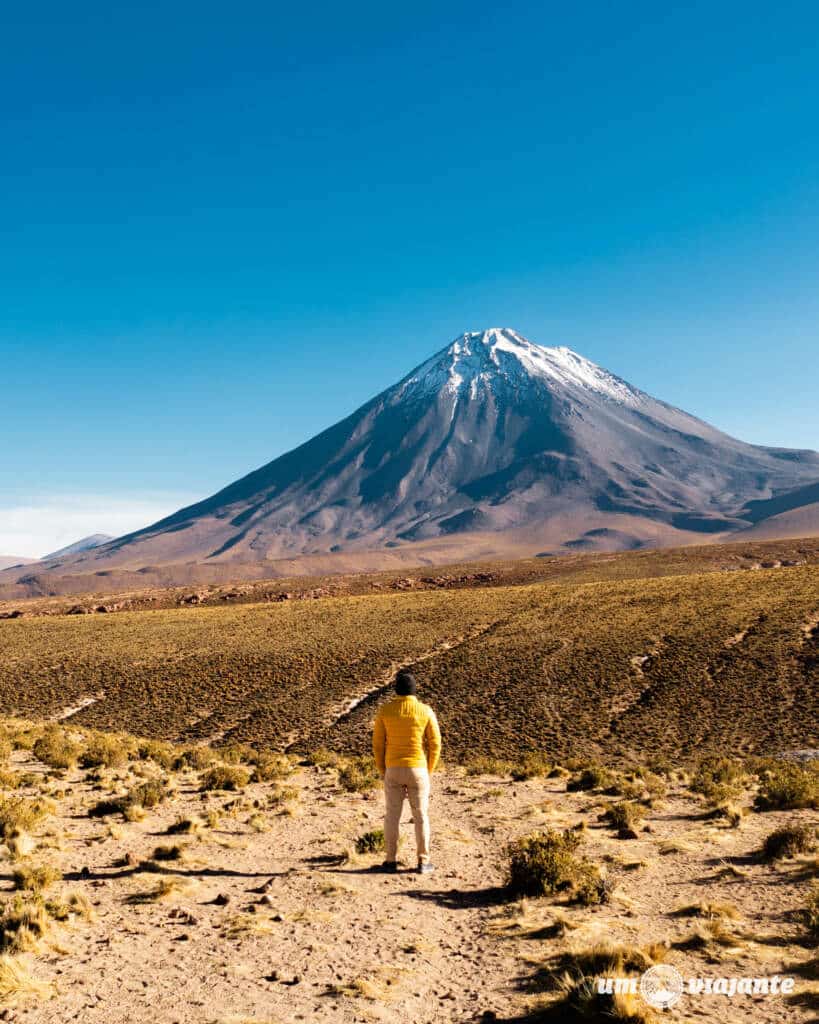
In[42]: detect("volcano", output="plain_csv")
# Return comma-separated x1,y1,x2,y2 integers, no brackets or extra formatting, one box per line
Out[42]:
8,328,819,586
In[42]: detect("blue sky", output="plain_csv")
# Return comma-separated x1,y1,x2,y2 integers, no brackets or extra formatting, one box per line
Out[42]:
2,1,819,556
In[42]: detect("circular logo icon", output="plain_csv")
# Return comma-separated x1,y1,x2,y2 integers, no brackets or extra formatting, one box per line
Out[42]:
639,965,684,1010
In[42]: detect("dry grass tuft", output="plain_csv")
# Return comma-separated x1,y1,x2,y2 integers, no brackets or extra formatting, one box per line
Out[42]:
0,798,50,842
527,942,666,1022
12,864,62,895
0,954,53,1006
126,877,192,904
0,897,53,954
672,918,744,955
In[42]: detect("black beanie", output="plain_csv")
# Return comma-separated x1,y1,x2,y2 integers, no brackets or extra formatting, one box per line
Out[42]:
395,671,417,696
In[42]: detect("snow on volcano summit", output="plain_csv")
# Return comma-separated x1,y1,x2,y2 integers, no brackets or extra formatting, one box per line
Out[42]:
400,328,644,407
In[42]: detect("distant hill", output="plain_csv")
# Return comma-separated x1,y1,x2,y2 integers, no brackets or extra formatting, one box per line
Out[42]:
41,534,115,561
0,555,36,571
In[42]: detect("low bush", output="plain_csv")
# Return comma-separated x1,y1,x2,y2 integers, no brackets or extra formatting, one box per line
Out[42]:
80,734,131,770
464,756,512,777
691,756,746,802
32,728,83,770
567,765,613,792
200,764,250,792
754,763,818,811
505,829,607,903
510,752,551,781
337,756,380,793
355,829,385,854
762,824,817,861
603,801,647,832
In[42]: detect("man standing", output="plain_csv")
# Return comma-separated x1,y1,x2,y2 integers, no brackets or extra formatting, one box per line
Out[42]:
372,670,441,874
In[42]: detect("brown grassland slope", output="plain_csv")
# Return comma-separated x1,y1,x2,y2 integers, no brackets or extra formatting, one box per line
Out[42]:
0,554,816,765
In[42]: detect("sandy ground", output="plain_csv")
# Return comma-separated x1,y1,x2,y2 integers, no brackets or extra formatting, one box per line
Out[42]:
4,757,817,1024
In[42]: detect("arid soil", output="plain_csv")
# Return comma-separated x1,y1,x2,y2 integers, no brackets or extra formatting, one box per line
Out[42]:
5,751,817,1024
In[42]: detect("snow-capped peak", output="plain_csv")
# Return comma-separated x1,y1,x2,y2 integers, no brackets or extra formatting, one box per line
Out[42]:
399,328,643,406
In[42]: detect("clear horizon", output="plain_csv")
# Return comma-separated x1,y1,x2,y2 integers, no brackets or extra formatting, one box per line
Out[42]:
2,2,818,556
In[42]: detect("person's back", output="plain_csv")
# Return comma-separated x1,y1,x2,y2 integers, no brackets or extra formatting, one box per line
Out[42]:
372,671,441,873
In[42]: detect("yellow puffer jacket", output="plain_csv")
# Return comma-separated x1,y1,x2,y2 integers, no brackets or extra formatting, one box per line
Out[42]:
372,695,441,773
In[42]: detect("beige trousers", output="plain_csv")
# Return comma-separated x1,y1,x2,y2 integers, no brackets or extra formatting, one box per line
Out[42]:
383,766,431,864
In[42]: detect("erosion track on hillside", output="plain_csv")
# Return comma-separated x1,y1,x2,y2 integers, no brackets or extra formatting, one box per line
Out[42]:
52,694,104,722
284,622,501,752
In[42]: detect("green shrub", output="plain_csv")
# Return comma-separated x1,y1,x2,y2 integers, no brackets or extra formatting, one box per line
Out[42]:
355,829,385,854
505,829,605,901
754,763,818,811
